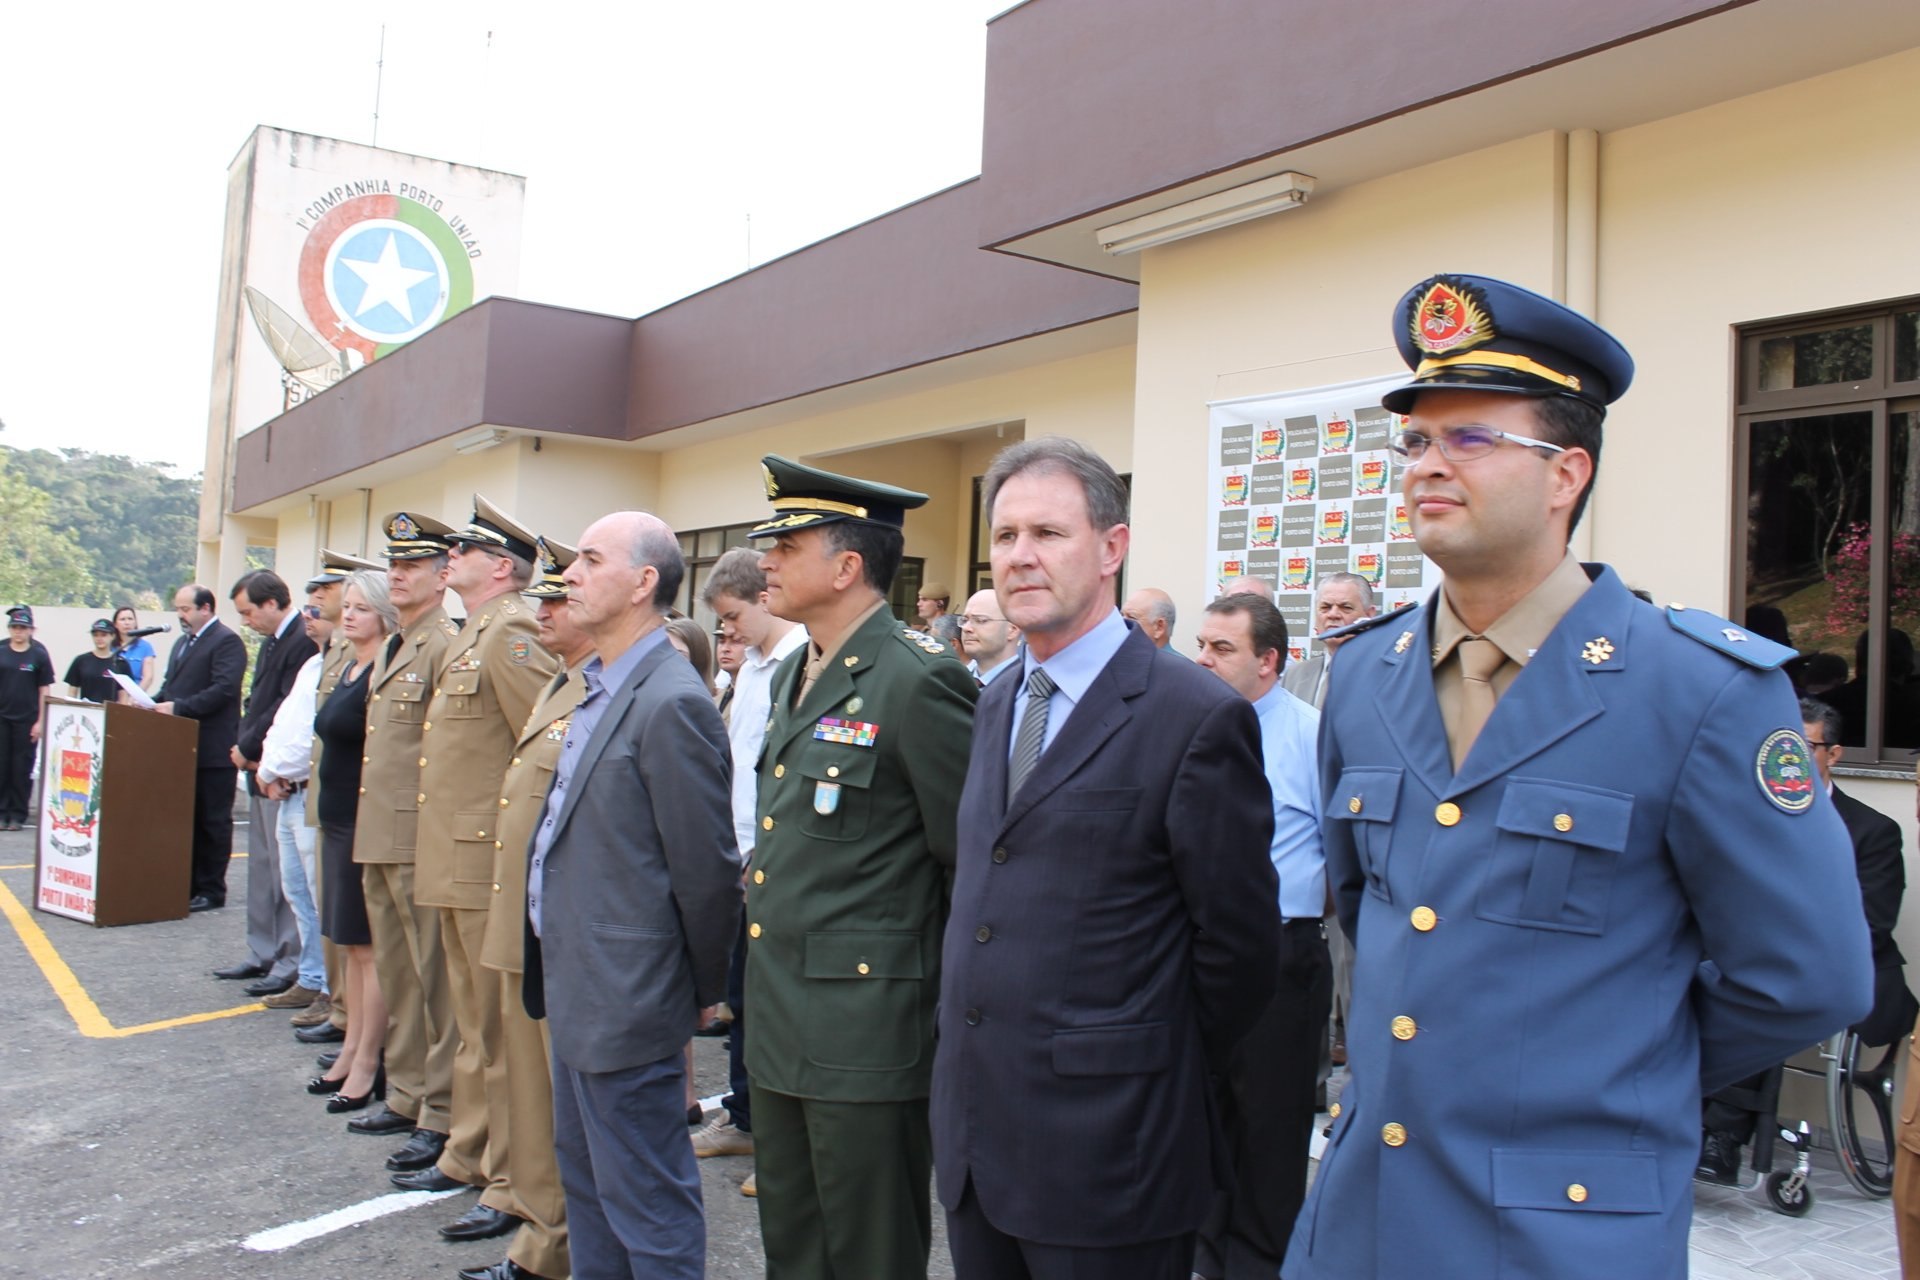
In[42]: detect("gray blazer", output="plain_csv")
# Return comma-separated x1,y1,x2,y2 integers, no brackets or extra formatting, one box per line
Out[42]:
522,639,742,1074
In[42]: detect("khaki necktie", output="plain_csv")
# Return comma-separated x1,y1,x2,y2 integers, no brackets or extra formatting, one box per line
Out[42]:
1451,636,1506,768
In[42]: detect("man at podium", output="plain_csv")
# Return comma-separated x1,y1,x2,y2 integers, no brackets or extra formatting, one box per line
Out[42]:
156,585,246,911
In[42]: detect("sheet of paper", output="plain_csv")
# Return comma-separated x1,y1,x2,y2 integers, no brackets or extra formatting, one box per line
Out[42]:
111,672,156,709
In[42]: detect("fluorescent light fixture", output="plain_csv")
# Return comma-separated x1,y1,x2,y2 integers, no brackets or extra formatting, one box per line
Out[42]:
1096,171,1316,256
452,428,510,455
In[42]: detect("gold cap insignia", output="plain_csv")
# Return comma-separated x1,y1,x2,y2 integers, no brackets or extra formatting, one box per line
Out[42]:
391,513,417,540
1412,279,1494,356
763,464,780,499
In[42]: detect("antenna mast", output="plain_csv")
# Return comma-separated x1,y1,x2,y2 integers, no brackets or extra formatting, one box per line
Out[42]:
372,25,386,147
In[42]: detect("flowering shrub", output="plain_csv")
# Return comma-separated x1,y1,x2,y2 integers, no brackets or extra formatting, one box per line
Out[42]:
1822,522,1920,647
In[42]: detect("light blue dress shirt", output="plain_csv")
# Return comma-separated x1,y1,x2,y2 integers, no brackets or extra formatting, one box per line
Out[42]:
1008,609,1130,762
1252,680,1324,918
527,626,669,936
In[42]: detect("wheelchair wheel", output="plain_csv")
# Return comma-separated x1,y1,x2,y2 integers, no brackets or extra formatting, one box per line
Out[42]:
1765,1169,1813,1216
1825,1030,1897,1198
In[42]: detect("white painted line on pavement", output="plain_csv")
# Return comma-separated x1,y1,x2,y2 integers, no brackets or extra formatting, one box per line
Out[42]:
241,1189,464,1252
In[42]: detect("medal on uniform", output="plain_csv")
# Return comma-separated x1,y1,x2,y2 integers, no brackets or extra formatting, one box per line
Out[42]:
814,781,842,815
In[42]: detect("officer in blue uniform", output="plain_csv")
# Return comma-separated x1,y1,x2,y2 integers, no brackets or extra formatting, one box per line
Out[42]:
1282,274,1872,1280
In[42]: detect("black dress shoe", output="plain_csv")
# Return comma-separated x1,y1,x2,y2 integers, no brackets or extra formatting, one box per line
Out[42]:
387,1126,450,1170
392,1165,467,1192
1696,1129,1744,1186
212,961,267,980
347,1104,417,1136
296,1021,346,1045
459,1260,549,1280
316,1050,341,1070
188,895,223,912
243,974,295,997
308,1073,350,1095
438,1204,519,1242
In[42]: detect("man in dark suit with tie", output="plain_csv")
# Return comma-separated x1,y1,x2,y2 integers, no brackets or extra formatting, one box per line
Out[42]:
933,436,1283,1279
210,570,319,993
521,511,741,1280
157,583,248,912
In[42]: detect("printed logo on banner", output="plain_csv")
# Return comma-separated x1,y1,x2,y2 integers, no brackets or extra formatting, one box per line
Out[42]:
1216,509,1251,551
1390,503,1415,540
1322,417,1353,454
1319,509,1350,544
1287,467,1317,503
1354,407,1394,451
1218,558,1245,592
1354,552,1383,584
1218,422,1255,467
1222,473,1249,506
1356,458,1388,496
1283,556,1314,589
1251,513,1279,548
1255,424,1283,462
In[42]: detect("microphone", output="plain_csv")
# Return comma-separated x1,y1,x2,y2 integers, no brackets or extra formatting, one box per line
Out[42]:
124,626,168,639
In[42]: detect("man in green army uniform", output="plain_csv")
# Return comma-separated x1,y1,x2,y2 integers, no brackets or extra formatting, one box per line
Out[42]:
400,497,560,1249
466,537,586,1280
744,455,978,1280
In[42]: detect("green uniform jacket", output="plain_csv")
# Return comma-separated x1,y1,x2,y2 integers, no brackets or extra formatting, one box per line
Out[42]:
745,606,977,1102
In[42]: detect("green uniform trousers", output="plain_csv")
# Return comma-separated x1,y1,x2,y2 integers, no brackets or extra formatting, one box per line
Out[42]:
753,1087,932,1280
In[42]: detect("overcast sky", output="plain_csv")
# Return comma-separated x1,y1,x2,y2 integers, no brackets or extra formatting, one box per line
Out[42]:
0,2,1008,473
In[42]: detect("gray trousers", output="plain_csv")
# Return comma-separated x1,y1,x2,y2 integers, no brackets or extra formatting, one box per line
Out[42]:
246,790,299,980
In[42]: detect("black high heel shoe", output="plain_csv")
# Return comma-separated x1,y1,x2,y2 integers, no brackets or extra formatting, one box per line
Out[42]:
308,1073,350,1095
326,1066,387,1114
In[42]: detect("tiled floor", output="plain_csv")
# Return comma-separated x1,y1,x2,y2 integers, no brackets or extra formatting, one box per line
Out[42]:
1690,1153,1899,1279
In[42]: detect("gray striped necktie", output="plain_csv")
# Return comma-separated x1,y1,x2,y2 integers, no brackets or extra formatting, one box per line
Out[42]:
1008,667,1056,800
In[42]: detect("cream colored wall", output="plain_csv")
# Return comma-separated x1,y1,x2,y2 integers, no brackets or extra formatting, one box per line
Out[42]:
651,343,1134,590
1128,131,1567,649
1596,44,1920,609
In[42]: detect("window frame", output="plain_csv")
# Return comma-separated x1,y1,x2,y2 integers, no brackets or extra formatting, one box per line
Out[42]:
1732,296,1920,771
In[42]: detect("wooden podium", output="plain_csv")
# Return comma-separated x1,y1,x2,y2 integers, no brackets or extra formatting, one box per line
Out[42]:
34,698,197,926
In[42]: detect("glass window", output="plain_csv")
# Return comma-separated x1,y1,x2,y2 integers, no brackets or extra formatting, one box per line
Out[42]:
1738,301,1920,765
1756,323,1873,391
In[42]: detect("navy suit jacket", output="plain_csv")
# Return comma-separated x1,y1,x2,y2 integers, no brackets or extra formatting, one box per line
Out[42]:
156,620,246,771
521,638,742,1074
932,620,1281,1247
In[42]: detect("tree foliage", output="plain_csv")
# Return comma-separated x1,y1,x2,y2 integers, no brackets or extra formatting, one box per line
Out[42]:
1,445,199,607
0,454,96,604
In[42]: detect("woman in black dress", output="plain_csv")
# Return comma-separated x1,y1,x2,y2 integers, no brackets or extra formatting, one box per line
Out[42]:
307,570,392,1111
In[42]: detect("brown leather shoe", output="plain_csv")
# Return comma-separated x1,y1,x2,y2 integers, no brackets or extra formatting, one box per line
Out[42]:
290,992,333,1026
262,984,321,1009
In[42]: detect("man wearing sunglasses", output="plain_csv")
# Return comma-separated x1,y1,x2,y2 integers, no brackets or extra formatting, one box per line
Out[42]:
1283,274,1871,1280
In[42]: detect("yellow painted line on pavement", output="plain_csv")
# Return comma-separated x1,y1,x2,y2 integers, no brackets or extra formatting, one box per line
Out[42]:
0,863,32,871
0,878,266,1038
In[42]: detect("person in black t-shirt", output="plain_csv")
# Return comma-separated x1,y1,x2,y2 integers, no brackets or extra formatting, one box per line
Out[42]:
1,605,55,830
64,618,133,705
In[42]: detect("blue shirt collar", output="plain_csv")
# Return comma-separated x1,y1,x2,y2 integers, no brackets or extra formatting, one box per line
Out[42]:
583,624,670,700
1020,609,1130,704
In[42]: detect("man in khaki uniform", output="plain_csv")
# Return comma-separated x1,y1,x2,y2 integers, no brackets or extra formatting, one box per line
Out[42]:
295,550,385,1040
349,513,465,1178
464,537,586,1280
397,498,559,1246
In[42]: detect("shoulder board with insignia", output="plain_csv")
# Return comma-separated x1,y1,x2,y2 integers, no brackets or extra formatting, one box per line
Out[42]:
1320,601,1420,646
900,626,945,655
439,618,461,636
1664,606,1796,670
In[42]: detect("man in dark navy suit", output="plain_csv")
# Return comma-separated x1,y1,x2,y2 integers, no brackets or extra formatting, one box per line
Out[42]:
933,436,1282,1280
157,583,247,911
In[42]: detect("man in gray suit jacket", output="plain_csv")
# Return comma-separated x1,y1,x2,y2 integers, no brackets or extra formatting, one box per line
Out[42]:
521,511,741,1280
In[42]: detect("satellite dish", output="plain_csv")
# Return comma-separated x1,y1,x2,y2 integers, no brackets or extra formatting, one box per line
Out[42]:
244,286,350,392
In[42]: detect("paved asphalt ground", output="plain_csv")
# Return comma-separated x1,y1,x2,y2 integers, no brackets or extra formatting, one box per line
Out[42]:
0,807,953,1280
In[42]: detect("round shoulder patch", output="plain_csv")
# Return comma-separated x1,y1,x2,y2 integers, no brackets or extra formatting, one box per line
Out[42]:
1755,729,1816,813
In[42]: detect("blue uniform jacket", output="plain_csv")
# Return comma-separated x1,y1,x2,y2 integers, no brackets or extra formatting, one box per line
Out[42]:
1284,565,1871,1280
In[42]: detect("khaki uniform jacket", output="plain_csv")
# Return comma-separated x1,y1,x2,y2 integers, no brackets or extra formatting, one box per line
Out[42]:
744,607,977,1102
355,605,460,865
481,663,588,975
416,595,556,911
303,636,354,828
